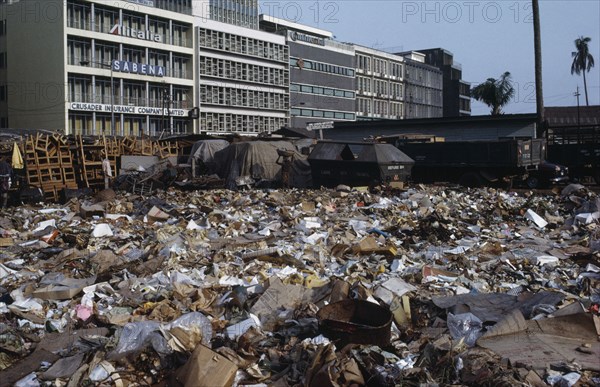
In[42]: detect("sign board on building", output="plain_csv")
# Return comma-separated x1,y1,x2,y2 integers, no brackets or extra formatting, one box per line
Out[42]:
126,0,155,7
69,102,188,117
306,121,335,131
110,24,162,43
289,31,325,46
112,60,165,77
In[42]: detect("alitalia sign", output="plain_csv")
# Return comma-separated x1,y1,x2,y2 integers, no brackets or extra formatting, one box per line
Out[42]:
110,24,162,43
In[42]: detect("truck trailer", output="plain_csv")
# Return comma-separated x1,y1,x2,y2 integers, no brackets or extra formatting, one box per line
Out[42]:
389,136,546,187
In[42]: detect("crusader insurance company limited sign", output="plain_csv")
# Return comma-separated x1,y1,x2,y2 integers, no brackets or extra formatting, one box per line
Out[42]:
69,103,189,117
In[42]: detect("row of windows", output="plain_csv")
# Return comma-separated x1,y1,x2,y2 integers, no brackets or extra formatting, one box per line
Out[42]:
201,112,287,133
155,0,193,15
290,108,355,121
199,57,288,86
405,64,442,89
200,85,288,111
198,28,288,63
406,84,443,106
357,76,404,99
69,113,189,136
68,76,191,108
406,103,443,119
357,99,403,117
356,54,403,77
67,0,192,48
67,37,192,79
290,83,355,99
290,58,355,77
209,0,258,28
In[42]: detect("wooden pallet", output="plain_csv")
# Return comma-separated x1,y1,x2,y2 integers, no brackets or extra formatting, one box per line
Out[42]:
73,135,119,190
24,133,77,201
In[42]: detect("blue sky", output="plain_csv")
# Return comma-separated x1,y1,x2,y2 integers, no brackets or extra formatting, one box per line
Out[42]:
259,0,600,115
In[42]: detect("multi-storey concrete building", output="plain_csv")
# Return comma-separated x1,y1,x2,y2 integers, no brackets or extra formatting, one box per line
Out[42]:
418,48,471,117
0,0,463,135
0,0,196,136
397,51,443,119
194,3,289,135
260,15,356,130
354,45,405,120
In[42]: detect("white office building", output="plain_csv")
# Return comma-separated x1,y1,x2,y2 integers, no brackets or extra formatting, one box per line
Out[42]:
193,1,289,135
0,0,196,136
354,45,405,120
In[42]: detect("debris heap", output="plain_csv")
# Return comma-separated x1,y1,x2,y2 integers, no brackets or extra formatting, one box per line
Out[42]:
0,183,598,386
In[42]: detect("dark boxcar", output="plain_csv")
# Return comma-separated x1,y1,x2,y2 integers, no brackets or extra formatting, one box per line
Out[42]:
308,141,414,188
392,138,546,187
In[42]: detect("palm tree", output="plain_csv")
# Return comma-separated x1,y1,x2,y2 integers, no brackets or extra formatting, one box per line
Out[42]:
571,36,595,106
471,72,515,115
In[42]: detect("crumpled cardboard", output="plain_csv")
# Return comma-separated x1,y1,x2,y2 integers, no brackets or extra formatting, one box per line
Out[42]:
478,310,600,371
175,344,237,387
305,344,365,387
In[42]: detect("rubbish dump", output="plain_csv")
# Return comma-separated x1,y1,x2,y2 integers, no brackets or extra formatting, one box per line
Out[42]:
0,182,598,386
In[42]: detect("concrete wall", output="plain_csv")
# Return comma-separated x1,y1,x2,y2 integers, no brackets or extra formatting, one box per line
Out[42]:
6,0,65,130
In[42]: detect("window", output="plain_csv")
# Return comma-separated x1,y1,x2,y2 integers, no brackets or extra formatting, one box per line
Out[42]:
94,42,118,65
69,113,93,135
68,75,92,102
94,78,116,104
149,50,169,68
67,1,91,30
122,46,145,63
93,6,117,33
123,81,144,106
148,17,168,43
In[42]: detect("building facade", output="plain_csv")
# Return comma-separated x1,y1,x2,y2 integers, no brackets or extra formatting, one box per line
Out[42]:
354,46,405,120
0,0,467,136
397,51,443,119
418,48,471,117
260,15,356,130
1,0,196,136
206,0,258,29
194,5,289,135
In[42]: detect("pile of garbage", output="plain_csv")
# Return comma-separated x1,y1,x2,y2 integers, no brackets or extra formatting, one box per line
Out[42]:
0,183,598,386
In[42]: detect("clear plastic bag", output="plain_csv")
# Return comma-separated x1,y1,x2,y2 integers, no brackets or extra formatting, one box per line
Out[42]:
108,321,170,360
447,312,483,347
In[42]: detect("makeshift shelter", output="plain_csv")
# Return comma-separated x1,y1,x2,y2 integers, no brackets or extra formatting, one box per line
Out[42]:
308,141,415,187
187,139,230,175
213,141,311,189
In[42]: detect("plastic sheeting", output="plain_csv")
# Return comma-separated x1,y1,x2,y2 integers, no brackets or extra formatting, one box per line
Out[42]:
187,139,230,174
213,141,311,188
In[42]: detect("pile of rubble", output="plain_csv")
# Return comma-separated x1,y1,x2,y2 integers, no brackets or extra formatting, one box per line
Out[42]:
0,183,598,386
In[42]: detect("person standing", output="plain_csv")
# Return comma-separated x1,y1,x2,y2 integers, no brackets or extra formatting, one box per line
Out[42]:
101,152,113,190
0,155,13,209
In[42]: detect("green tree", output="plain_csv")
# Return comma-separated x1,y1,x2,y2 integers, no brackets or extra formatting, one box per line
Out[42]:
571,36,595,106
471,72,515,115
